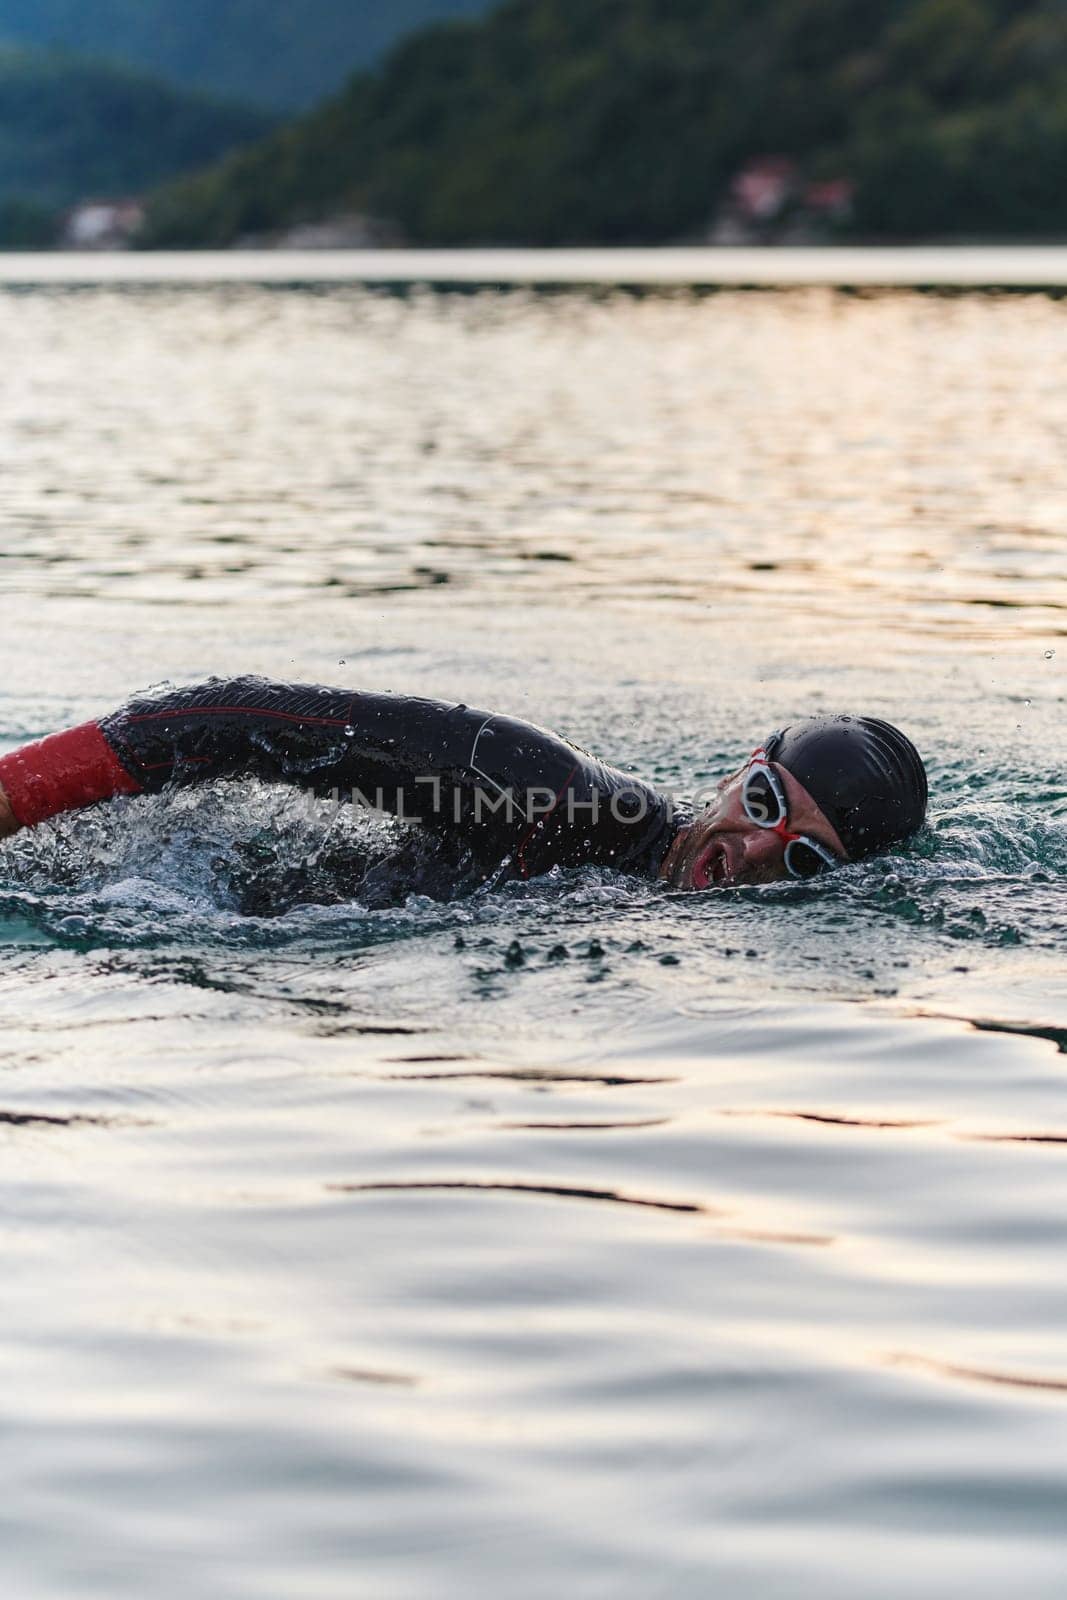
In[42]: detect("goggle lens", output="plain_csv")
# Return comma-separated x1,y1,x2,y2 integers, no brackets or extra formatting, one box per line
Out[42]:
742,766,786,827
784,839,832,879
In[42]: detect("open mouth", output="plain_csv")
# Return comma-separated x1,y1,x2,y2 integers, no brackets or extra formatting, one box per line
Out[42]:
692,839,730,891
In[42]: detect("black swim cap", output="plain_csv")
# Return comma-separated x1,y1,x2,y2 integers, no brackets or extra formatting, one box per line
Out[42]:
763,714,927,861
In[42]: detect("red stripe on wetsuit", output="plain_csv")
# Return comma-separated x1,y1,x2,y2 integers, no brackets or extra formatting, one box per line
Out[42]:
0,721,141,828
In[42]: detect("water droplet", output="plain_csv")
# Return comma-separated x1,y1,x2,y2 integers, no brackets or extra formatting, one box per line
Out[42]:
343,725,354,737
1045,649,1056,659
338,658,347,666
1024,698,1032,707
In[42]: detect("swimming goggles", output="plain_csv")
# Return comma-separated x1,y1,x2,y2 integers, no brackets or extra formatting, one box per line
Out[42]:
742,748,842,880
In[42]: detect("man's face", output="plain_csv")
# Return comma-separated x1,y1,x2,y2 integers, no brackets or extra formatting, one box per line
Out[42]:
662,757,848,890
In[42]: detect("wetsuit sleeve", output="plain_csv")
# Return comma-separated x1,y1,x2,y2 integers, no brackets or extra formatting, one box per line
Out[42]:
94,676,582,821
0,720,140,829
0,676,678,880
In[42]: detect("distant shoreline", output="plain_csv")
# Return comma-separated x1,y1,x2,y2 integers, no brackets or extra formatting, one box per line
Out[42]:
2,246,1067,289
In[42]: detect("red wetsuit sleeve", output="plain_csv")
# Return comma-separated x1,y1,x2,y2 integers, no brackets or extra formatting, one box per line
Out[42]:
0,721,142,828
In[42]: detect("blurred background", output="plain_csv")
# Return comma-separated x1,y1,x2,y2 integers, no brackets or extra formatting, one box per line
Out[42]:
2,0,1067,251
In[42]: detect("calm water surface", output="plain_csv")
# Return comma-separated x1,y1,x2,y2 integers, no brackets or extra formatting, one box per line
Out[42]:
0,277,1065,1598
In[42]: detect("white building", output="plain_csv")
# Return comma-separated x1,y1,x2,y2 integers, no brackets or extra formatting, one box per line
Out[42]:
63,198,145,250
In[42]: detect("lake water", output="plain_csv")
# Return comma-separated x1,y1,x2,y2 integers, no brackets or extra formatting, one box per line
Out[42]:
0,266,1065,1598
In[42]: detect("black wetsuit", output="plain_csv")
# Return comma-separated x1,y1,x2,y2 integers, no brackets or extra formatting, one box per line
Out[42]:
94,677,686,899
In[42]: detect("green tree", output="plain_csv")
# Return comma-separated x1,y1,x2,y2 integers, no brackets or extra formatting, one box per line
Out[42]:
139,0,1067,247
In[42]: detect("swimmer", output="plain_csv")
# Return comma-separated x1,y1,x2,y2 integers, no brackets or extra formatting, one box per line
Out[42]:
0,677,927,894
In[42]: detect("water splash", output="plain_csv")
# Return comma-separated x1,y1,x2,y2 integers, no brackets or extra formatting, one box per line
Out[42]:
0,773,1059,1018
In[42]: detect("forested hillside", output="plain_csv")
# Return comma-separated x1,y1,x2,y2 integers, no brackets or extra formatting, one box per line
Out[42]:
0,46,273,243
140,0,1067,246
0,0,494,108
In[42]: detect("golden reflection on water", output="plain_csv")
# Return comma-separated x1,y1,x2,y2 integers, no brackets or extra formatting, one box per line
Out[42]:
2,278,1067,1600
1,287,1064,640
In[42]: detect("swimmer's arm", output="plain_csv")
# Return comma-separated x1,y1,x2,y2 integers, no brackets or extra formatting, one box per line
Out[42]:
0,677,589,834
0,684,427,833
97,677,581,822
0,719,142,835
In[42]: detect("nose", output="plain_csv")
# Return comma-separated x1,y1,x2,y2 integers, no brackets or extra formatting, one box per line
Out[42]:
739,824,786,880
